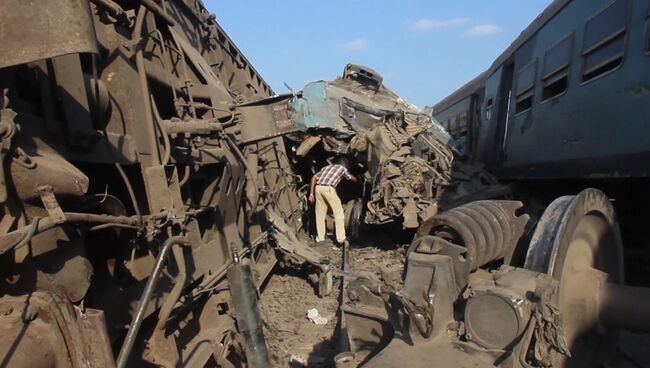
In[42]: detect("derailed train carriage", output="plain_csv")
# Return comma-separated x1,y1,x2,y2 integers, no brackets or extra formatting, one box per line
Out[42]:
0,0,308,366
284,64,458,233
340,0,650,367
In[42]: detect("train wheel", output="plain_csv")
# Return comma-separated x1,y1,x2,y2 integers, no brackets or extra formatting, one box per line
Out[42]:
524,188,623,368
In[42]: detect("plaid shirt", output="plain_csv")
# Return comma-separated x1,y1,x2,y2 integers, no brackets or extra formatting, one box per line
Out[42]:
316,164,352,187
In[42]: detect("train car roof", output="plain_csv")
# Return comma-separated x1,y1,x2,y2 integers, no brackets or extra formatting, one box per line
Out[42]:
431,0,572,114
487,0,571,74
431,70,488,114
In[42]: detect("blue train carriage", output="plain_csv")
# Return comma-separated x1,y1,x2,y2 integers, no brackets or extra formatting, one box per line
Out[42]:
433,0,650,179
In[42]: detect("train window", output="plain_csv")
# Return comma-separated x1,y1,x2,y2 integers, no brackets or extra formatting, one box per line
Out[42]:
581,0,629,82
515,60,536,114
542,34,573,101
515,90,533,113
485,98,493,120
458,112,468,135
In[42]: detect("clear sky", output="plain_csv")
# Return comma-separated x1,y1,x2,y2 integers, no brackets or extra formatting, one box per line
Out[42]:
206,1,552,107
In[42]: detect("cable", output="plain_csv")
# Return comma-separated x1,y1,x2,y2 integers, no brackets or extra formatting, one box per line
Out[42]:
224,135,260,208
178,165,191,187
114,163,142,226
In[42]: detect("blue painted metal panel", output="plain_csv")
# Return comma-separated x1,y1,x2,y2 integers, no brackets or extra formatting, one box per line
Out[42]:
290,81,343,131
501,0,650,177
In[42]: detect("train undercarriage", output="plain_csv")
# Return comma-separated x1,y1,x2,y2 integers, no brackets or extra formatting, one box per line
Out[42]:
343,188,650,367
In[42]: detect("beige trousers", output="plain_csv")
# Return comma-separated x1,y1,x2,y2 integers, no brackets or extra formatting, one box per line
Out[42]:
315,185,346,243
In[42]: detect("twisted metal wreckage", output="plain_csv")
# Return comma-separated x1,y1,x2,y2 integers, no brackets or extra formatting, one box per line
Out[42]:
0,0,474,366
287,64,455,230
2,1,648,368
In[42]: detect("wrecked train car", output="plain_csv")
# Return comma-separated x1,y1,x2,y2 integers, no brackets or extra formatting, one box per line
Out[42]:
0,0,304,366
285,64,457,231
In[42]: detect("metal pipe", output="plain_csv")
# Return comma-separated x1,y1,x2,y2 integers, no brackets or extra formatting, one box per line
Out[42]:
227,251,270,368
598,282,650,333
0,210,206,255
194,232,268,293
139,0,175,26
155,243,187,330
90,0,131,25
178,165,191,187
116,236,189,368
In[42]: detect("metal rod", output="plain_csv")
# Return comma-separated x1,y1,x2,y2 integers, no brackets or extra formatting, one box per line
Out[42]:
193,232,268,294
338,239,352,353
132,6,162,165
155,243,187,330
90,0,131,25
115,163,142,224
139,0,175,26
116,236,189,368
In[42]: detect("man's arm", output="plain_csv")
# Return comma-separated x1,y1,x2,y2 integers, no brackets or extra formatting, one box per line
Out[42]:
309,174,317,203
343,168,359,183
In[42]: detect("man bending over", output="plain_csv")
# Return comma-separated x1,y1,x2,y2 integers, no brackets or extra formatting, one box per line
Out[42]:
308,158,359,245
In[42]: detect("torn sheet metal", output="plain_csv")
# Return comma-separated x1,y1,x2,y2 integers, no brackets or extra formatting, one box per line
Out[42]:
0,0,98,68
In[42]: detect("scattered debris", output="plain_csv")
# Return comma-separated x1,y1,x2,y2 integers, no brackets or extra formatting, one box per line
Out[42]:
307,308,328,325
290,355,308,365
261,242,404,367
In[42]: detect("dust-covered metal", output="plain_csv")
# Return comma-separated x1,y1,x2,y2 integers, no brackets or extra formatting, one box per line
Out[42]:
0,0,303,366
3,1,650,367
282,64,466,230
0,0,99,69
345,190,650,367
415,200,530,270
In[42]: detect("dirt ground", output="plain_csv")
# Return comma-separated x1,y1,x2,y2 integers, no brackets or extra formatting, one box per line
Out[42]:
261,240,405,367
259,234,650,368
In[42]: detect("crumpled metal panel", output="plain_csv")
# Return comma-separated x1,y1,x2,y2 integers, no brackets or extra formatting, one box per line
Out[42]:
291,81,343,131
0,0,98,69
290,80,394,134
